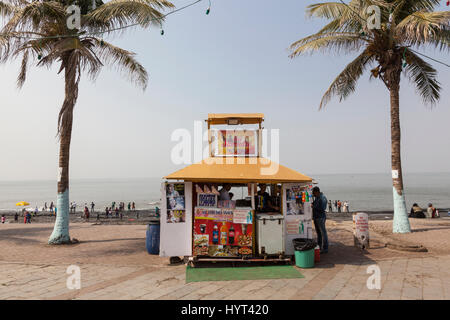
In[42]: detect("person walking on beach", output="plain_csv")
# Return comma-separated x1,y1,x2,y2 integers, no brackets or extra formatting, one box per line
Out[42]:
14,212,18,222
91,202,95,213
84,206,90,221
1,214,5,224
49,202,54,214
132,202,135,211
337,200,341,213
343,201,348,213
328,200,333,213
44,202,47,211
312,186,328,254
112,201,116,210
128,202,131,211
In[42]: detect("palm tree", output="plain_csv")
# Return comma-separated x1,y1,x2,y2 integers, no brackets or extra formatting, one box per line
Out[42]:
0,0,174,243
289,0,448,233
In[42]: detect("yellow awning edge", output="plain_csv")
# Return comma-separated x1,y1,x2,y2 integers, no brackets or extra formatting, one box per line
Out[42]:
165,157,312,183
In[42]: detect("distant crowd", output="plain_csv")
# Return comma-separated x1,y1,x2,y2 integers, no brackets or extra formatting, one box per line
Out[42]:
81,201,137,221
327,200,350,213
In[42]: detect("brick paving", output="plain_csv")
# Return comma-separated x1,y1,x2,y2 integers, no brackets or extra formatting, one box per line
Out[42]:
0,219,449,300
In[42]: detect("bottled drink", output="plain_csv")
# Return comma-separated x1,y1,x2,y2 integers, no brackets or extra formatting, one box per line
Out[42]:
220,223,228,245
228,225,235,245
212,224,219,244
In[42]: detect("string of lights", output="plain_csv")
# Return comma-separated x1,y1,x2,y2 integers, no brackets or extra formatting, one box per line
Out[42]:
0,0,211,40
336,0,449,68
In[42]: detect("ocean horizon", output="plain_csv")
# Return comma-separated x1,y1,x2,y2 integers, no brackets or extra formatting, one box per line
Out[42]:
1,172,449,212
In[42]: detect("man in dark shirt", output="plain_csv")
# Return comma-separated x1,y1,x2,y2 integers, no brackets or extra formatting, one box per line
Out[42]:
257,184,279,212
312,186,328,253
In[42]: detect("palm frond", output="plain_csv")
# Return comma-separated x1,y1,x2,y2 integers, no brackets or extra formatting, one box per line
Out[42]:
396,11,450,50
404,49,441,105
290,32,367,57
84,0,174,32
319,49,375,109
91,38,148,89
0,1,15,17
17,49,28,87
2,1,66,33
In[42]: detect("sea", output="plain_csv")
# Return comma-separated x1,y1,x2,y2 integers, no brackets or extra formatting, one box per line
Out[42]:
0,173,449,212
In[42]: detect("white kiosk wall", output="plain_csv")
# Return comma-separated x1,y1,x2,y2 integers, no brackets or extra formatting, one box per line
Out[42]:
283,183,313,255
160,181,193,257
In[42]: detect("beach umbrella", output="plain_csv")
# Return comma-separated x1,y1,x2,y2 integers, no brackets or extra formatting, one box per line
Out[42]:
16,201,30,206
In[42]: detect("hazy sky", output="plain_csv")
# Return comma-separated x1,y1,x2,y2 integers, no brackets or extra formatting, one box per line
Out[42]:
0,0,449,181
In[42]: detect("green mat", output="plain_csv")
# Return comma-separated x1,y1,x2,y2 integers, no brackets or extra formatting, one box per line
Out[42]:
186,265,304,283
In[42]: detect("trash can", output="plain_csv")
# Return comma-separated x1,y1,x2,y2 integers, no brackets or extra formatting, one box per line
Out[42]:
293,238,316,268
146,220,160,255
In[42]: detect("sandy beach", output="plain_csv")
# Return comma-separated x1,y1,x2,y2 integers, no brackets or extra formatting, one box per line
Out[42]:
1,214,449,300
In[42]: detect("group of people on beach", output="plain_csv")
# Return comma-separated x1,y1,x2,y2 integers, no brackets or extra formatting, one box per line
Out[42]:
79,201,137,221
103,202,137,220
327,200,350,213
409,203,440,219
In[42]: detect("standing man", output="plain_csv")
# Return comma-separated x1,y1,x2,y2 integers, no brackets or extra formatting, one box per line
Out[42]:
91,202,95,213
328,200,333,213
312,186,328,254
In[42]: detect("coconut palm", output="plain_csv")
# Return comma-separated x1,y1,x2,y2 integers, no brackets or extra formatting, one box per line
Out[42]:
289,0,449,233
0,0,174,243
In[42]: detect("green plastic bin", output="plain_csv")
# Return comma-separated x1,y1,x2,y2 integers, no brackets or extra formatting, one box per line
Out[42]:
295,249,315,268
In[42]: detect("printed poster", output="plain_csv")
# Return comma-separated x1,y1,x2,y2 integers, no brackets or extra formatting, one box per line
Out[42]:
166,183,185,223
286,218,307,235
232,209,253,224
214,130,257,156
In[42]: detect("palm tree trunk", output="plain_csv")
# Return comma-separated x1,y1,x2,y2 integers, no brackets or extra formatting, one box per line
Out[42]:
390,83,411,234
48,62,79,244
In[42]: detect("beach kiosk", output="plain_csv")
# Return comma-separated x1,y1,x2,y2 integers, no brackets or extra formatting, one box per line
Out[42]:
160,114,314,264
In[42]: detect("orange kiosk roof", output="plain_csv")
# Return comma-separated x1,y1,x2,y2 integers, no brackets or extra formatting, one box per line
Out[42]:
165,157,312,183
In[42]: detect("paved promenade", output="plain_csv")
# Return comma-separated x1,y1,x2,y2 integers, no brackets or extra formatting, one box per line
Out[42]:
0,220,449,300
